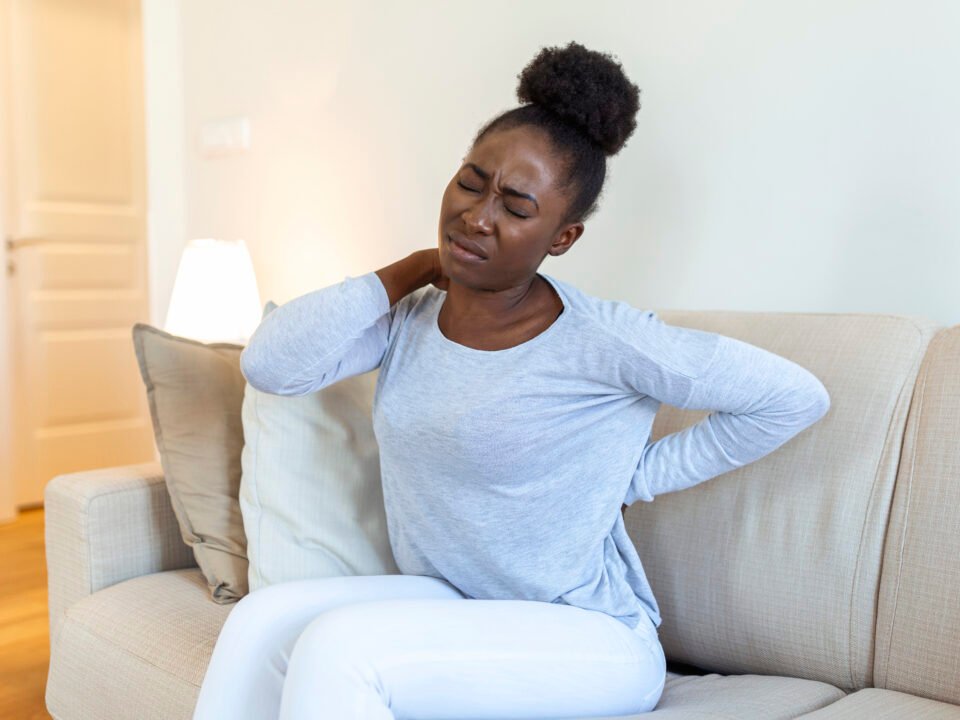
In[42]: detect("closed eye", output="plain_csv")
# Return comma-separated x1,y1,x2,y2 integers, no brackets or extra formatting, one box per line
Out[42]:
457,181,529,219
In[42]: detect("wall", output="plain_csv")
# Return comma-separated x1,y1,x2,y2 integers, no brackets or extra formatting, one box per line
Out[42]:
145,0,960,325
141,0,185,328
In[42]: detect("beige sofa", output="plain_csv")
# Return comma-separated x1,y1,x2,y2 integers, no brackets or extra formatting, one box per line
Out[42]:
43,309,960,719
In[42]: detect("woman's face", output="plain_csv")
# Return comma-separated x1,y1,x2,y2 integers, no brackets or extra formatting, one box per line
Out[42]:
437,125,584,289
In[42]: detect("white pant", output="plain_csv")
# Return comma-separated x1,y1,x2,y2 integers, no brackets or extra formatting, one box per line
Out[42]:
193,574,666,720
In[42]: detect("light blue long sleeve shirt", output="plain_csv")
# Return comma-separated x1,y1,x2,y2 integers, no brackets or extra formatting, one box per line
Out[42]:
240,270,830,631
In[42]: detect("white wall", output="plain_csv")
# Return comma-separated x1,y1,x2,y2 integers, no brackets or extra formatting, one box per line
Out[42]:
146,0,960,325
141,0,185,327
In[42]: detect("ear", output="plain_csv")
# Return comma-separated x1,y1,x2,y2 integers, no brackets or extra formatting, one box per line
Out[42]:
549,222,584,256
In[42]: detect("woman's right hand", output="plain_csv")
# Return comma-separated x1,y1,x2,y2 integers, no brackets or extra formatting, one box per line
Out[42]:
376,249,448,307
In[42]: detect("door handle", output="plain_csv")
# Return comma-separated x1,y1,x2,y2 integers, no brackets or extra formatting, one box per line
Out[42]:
4,236,48,276
5,236,46,251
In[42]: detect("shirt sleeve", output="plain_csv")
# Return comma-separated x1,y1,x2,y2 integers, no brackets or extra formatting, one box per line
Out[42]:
239,270,396,396
620,312,831,505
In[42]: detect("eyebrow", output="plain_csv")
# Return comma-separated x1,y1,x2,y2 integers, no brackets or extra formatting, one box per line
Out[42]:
463,162,539,211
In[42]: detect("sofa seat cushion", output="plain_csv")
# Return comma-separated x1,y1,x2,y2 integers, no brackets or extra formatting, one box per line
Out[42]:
797,688,960,719
522,672,846,719
47,569,846,720
618,672,844,719
46,569,232,720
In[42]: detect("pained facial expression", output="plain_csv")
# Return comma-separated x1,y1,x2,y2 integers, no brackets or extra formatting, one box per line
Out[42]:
437,125,584,289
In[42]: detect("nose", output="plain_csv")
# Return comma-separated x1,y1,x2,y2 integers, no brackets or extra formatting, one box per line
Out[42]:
462,193,494,235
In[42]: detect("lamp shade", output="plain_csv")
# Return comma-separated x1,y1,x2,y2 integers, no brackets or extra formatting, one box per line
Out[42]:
164,238,262,344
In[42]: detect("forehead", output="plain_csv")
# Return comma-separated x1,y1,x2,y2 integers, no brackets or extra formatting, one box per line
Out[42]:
465,126,564,191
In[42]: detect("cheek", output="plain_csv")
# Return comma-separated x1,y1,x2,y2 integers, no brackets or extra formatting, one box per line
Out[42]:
439,184,457,217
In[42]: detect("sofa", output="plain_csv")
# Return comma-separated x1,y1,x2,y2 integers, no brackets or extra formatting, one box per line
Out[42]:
43,307,960,719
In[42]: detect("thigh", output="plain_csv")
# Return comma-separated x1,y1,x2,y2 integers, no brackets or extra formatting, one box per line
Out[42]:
194,574,465,720
210,574,466,662
224,574,461,636
282,598,666,719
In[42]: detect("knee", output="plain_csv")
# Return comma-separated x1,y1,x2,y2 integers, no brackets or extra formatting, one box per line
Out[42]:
217,583,304,648
279,606,398,720
226,582,292,622
288,603,383,669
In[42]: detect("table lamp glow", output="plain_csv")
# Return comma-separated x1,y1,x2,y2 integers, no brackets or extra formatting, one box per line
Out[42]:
164,238,262,344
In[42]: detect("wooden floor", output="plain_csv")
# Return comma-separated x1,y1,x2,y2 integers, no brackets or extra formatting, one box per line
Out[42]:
0,507,53,720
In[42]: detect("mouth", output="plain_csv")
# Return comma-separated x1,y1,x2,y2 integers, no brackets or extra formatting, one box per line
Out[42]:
446,233,488,262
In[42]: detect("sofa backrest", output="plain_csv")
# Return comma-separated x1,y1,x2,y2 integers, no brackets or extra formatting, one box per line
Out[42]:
873,325,960,704
624,310,939,692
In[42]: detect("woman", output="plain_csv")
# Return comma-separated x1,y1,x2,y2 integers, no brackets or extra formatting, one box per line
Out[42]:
194,41,830,719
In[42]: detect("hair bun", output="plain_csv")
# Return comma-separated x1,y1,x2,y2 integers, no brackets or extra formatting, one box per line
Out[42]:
516,41,641,156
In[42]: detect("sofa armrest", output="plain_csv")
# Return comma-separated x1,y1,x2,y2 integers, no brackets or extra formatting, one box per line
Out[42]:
44,461,197,648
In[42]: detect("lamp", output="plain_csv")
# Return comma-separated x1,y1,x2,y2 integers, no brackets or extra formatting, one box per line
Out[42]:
164,238,262,344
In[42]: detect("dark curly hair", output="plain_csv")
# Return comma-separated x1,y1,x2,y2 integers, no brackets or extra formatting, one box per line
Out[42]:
472,41,641,226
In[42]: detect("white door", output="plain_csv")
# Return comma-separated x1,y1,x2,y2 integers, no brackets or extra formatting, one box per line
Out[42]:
1,0,155,512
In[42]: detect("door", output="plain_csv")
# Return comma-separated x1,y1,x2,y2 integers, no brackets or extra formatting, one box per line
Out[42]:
1,0,155,511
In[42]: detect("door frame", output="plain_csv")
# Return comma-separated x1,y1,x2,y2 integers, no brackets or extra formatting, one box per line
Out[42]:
0,0,17,523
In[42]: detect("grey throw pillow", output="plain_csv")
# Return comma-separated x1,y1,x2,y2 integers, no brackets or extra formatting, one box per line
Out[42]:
132,323,248,603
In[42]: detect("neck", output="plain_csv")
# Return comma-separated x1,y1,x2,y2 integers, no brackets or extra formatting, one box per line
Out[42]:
440,275,543,331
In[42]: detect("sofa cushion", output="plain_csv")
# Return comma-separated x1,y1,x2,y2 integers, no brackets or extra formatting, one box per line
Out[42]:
132,323,249,603
796,688,960,719
874,326,960,704
45,570,848,720
577,673,845,719
45,569,232,720
239,302,399,592
625,311,938,691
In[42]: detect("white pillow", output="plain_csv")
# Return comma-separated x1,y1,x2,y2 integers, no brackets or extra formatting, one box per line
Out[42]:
239,301,400,591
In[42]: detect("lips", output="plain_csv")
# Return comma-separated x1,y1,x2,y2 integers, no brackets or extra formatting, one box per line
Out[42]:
448,232,489,260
